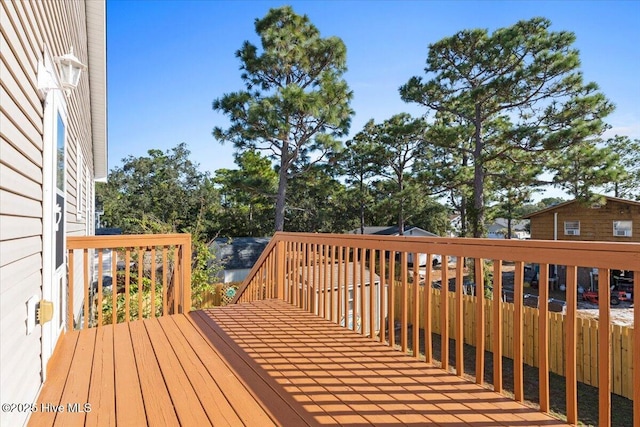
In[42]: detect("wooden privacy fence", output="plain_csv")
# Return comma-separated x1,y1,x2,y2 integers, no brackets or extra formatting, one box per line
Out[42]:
233,232,640,426
392,283,635,399
66,234,192,329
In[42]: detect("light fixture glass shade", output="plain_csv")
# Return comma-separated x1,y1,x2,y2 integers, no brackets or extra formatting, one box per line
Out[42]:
55,47,86,91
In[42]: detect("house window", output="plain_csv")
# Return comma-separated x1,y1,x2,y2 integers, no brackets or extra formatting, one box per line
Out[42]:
613,221,632,237
564,221,580,236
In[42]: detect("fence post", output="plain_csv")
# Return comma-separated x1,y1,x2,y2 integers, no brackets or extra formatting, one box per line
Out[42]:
276,240,285,300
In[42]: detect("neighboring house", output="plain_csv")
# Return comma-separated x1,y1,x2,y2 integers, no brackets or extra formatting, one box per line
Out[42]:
523,196,640,290
522,196,640,242
348,225,438,237
212,237,271,283
347,225,440,266
487,218,531,240
0,2,106,426
300,262,383,336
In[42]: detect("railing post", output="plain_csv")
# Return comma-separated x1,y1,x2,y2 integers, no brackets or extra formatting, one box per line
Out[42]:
276,240,285,300
182,235,192,313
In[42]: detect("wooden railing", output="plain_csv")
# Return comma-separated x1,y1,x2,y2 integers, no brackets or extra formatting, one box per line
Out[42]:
67,234,191,329
234,232,639,427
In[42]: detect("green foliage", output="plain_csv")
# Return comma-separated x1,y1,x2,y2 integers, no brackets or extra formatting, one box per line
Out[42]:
96,144,223,309
213,6,353,231
96,143,220,238
215,150,277,237
100,275,163,325
286,164,356,233
603,135,640,200
351,114,430,234
401,17,613,237
548,140,624,201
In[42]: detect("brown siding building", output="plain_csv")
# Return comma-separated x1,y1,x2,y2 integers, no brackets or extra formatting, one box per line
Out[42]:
523,196,640,242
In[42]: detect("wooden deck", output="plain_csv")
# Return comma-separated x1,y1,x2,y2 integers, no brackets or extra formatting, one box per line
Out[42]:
31,299,569,426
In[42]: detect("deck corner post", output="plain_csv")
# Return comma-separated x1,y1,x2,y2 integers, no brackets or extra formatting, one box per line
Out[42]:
276,239,285,300
182,234,192,313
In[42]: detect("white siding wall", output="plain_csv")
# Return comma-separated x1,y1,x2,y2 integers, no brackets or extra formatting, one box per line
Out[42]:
0,1,98,425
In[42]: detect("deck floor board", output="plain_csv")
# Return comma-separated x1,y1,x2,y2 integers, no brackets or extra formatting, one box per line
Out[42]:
31,299,570,426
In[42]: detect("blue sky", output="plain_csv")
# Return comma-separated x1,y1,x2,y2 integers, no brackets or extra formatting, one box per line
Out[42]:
107,0,640,190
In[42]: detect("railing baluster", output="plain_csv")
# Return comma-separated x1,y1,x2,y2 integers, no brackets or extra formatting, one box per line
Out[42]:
565,265,578,424
329,245,335,321
337,246,343,324
401,251,408,353
379,250,386,344
455,256,464,376
360,249,365,335
514,261,524,400
474,258,484,383
352,249,358,331
83,249,89,328
112,249,117,325
137,248,143,320
162,247,168,316
492,259,503,392
125,249,131,322
68,249,75,330
346,247,351,329
441,255,449,370
388,251,395,347
539,263,550,412
370,248,376,340
307,243,313,311
424,254,432,363
412,254,419,357
150,247,156,318
97,250,103,327
598,268,611,427
294,242,300,307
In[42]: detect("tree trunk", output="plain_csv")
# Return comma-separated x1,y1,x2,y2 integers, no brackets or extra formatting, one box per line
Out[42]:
359,170,365,234
275,155,289,232
398,174,404,235
472,104,484,238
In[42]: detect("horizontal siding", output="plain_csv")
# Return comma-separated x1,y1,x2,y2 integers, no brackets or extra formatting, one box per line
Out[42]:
0,236,41,268
0,95,42,159
0,158,42,200
0,269,42,427
0,137,42,183
0,189,41,217
530,200,640,242
0,252,41,293
1,1,99,425
0,215,42,240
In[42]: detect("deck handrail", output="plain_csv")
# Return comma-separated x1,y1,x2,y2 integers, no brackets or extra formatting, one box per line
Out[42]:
233,231,639,427
67,233,191,329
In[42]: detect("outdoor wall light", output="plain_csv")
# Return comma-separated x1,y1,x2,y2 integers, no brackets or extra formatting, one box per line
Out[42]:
38,46,86,97
55,47,86,93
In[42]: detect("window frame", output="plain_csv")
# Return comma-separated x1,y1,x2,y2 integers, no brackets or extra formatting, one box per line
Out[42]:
613,220,632,237
564,220,580,236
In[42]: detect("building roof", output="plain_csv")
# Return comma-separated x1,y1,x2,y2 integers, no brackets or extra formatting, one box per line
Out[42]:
522,196,640,219
212,237,271,270
489,218,529,231
348,225,438,237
